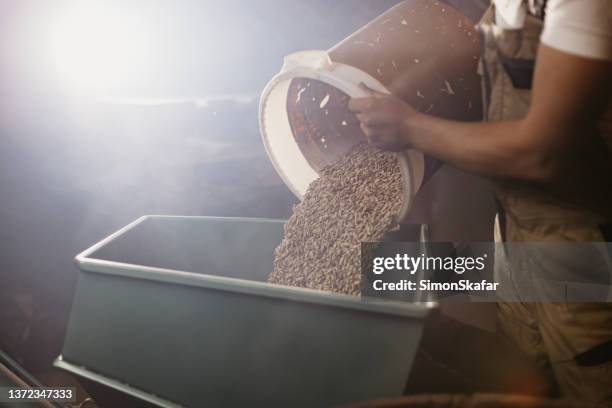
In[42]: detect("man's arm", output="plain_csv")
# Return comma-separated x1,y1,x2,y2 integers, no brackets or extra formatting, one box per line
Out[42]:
349,45,612,215
404,45,610,181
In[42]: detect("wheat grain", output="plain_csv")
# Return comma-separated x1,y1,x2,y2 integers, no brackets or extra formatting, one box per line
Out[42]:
268,144,402,296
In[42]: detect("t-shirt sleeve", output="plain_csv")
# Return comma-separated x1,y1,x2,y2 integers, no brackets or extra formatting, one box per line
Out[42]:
541,0,612,60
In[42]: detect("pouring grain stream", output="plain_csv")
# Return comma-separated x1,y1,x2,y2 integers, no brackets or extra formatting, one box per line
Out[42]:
268,144,403,295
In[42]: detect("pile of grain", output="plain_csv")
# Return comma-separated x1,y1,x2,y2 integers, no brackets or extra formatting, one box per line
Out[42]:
268,143,403,295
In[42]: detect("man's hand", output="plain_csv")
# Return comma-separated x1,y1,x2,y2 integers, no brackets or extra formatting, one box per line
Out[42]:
348,84,418,152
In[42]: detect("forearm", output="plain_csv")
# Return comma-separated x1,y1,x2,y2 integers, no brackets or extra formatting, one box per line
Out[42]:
404,113,550,181
404,112,612,218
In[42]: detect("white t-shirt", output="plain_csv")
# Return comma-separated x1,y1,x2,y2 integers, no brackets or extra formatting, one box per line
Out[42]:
494,0,612,60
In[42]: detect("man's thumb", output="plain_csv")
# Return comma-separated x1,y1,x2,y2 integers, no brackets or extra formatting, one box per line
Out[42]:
358,82,385,97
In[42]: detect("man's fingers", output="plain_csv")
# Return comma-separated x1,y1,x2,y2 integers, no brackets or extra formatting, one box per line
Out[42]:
358,82,385,97
348,97,375,113
361,125,401,150
360,123,378,144
356,113,388,128
366,116,388,128
360,122,389,141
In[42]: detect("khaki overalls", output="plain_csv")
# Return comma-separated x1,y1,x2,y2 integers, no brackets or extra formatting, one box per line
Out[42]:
477,3,612,404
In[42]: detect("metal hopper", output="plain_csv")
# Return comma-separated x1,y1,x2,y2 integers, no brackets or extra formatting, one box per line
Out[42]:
55,216,431,407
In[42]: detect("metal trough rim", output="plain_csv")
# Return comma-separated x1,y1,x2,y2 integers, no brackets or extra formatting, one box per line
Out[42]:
54,356,183,408
75,215,435,319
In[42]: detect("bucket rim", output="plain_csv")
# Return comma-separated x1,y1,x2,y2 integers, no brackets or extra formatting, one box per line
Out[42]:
258,51,424,219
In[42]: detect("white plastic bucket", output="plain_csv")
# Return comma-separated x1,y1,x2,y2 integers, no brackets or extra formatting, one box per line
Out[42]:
259,50,425,222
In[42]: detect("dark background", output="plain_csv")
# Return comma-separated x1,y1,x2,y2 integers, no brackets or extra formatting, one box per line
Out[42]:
0,0,402,373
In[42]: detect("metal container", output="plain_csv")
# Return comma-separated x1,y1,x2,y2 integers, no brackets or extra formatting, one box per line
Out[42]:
259,0,482,223
55,216,430,408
